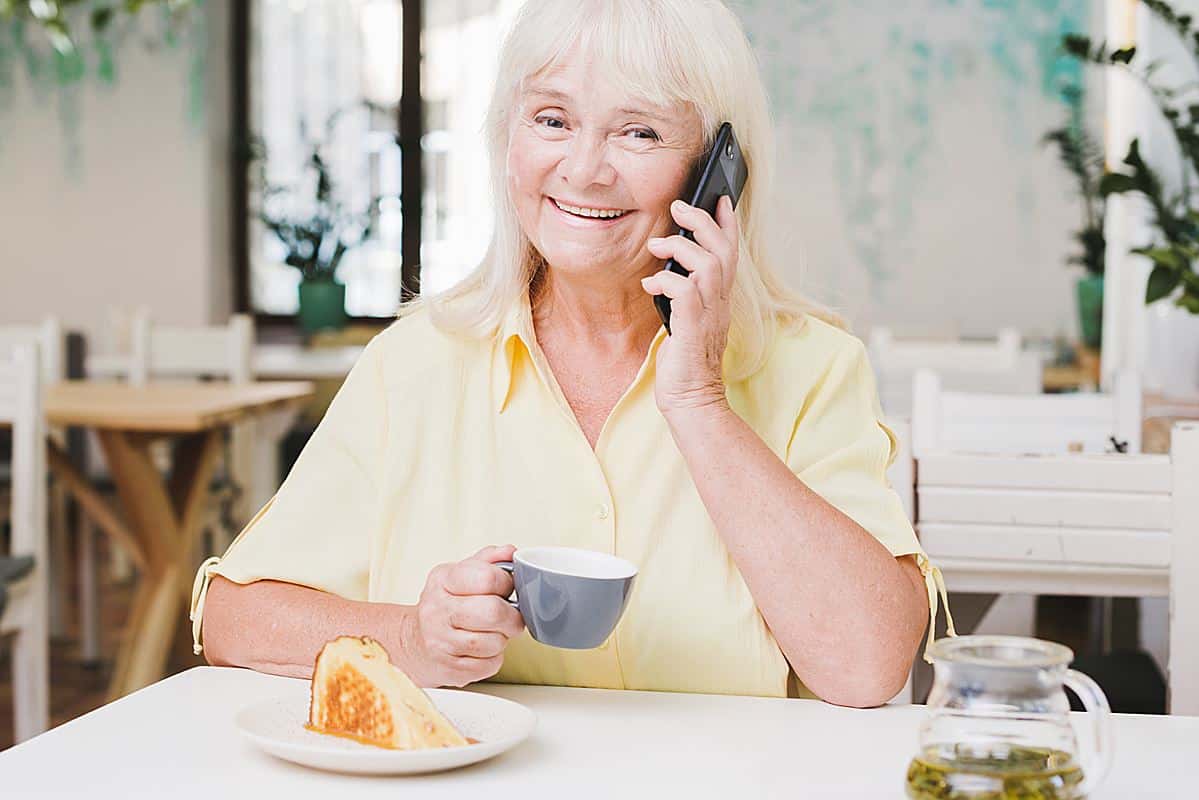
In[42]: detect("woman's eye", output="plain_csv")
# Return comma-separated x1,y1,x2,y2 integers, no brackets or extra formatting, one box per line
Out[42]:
626,128,660,141
535,115,566,129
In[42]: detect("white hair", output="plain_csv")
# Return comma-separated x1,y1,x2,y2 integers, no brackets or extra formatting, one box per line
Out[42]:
417,0,839,378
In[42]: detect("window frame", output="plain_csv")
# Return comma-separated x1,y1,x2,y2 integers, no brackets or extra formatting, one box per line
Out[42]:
230,0,423,327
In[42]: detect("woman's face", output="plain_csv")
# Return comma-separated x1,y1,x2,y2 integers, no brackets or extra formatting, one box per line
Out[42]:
508,52,701,287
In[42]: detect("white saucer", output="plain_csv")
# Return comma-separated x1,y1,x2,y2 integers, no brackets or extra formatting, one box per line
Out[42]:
235,682,536,775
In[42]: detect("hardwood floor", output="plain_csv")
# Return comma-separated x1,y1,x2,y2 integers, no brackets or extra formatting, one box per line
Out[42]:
0,538,202,751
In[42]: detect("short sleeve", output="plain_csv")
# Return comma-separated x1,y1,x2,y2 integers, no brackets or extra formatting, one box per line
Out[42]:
783,336,955,658
785,338,918,557
190,335,389,653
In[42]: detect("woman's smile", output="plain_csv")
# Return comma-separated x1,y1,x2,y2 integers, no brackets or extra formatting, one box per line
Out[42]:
545,196,635,228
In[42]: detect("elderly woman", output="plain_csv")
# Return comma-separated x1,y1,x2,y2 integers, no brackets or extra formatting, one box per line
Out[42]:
193,0,950,708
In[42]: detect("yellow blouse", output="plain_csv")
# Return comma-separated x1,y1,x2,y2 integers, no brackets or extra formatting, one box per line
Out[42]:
191,301,950,698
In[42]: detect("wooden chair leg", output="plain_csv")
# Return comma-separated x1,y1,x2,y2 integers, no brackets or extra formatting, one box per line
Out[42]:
47,481,70,639
78,516,101,664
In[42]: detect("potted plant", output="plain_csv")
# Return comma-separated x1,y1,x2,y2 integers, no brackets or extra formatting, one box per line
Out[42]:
1043,87,1106,350
1062,0,1199,395
248,104,396,335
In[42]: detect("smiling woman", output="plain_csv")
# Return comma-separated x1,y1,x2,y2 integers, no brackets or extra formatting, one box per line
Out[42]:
193,0,950,709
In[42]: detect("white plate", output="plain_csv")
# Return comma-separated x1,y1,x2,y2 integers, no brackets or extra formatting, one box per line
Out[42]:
235,682,536,775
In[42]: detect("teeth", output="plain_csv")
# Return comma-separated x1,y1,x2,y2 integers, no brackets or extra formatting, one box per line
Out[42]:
553,199,627,219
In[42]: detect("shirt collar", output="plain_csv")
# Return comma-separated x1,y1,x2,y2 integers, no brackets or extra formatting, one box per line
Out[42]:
492,298,537,414
490,295,670,414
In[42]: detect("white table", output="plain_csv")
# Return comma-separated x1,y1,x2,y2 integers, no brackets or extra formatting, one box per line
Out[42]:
2,667,1196,798
86,344,363,381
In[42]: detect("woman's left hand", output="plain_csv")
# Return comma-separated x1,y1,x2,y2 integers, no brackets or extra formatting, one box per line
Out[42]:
641,195,739,417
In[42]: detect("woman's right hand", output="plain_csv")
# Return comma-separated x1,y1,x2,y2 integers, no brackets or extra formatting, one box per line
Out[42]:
403,545,526,688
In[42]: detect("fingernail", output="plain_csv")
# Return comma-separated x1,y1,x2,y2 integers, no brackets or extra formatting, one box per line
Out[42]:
647,237,664,246
672,199,686,210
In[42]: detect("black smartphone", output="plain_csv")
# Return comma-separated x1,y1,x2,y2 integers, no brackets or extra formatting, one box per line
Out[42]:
653,121,748,333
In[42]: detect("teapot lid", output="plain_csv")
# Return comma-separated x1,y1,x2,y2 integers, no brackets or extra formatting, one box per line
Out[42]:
927,635,1074,669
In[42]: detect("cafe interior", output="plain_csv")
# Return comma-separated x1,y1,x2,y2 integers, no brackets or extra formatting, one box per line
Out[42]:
1,0,1199,796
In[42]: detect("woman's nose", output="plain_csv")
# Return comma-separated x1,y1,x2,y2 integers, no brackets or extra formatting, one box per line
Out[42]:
558,133,616,188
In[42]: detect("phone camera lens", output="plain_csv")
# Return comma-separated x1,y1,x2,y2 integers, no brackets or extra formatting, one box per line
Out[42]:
725,142,734,158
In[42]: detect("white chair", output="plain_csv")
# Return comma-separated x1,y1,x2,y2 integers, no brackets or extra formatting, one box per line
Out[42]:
869,327,1043,418
76,312,256,662
127,312,256,532
0,342,50,741
912,368,1142,458
912,372,1199,713
0,319,70,640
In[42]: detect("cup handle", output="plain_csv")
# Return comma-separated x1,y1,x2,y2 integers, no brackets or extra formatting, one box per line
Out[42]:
1063,668,1113,796
495,561,519,608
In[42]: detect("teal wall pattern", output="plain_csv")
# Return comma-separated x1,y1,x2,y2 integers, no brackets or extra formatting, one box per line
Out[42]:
728,0,1094,336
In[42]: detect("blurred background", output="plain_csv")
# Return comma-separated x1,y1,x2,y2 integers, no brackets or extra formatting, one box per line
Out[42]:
2,0,1199,749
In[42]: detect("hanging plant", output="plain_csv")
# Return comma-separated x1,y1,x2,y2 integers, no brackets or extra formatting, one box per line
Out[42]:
0,1,199,97
0,1,194,57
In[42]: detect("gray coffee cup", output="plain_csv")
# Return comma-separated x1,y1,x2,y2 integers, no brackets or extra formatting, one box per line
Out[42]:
497,547,637,649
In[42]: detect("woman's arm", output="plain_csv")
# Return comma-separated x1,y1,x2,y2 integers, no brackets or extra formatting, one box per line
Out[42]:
202,577,413,679
643,198,926,707
202,546,525,687
662,402,927,708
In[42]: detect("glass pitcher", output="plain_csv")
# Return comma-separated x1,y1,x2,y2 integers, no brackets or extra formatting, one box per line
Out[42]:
906,635,1112,799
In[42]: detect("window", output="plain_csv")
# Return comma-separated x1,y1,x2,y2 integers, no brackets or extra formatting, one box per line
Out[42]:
235,0,527,320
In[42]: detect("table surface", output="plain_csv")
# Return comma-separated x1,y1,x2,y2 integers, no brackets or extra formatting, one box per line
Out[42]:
1,667,1195,799
45,380,315,432
87,344,363,381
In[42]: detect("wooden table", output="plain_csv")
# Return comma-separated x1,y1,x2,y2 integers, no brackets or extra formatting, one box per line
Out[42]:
42,381,313,700
1,667,1197,798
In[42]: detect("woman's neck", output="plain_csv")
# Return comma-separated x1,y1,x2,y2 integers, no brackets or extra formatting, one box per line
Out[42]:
532,267,662,357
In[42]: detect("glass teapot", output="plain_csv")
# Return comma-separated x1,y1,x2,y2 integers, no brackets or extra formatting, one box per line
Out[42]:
906,635,1112,799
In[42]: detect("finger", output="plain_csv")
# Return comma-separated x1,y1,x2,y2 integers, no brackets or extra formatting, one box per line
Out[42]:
670,198,736,270
641,270,704,332
445,629,508,659
715,195,740,292
443,558,515,598
450,654,504,684
646,235,721,305
449,594,525,638
470,544,517,564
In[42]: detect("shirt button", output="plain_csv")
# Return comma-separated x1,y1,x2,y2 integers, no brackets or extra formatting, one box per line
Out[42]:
596,503,610,520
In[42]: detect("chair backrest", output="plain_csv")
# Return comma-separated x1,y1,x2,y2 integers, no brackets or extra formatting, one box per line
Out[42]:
869,327,1042,416
912,368,1142,458
0,343,47,565
0,318,65,386
128,311,254,385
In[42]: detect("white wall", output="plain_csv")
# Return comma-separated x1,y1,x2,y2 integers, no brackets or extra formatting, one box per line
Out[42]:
731,0,1104,340
0,1,231,351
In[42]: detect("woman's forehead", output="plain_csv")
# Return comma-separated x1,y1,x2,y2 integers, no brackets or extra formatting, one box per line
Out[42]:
521,67,693,122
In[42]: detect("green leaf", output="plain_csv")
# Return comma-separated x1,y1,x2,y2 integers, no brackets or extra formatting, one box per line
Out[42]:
1146,264,1181,303
1134,245,1187,270
1177,292,1199,314
91,7,114,31
1111,46,1137,64
1099,173,1138,195
1062,34,1093,59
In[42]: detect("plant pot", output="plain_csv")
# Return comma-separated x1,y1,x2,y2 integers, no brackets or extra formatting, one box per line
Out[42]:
298,279,347,335
1076,274,1104,350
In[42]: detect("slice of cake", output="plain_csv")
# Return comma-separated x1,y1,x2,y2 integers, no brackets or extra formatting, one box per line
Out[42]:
307,635,469,750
